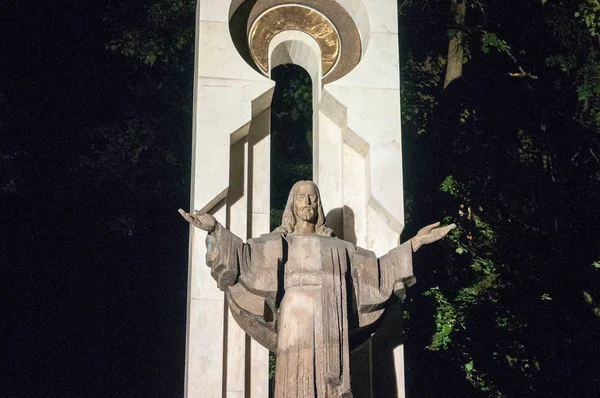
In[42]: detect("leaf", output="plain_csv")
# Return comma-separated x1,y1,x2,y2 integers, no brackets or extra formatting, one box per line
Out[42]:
541,293,552,301
456,247,465,254
440,175,456,195
465,361,474,372
583,291,593,304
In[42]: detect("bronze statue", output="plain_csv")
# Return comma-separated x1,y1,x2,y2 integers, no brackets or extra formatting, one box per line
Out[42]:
180,180,454,398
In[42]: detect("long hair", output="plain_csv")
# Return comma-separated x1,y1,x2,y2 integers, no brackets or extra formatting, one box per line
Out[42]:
273,181,334,236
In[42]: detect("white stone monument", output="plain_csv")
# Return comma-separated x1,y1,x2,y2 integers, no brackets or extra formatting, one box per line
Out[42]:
186,1,406,396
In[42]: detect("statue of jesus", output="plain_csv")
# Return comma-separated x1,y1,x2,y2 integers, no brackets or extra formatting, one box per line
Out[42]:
179,180,454,398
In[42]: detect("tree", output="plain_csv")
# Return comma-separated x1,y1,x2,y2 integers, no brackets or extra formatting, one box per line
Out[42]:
400,1,600,396
444,0,467,88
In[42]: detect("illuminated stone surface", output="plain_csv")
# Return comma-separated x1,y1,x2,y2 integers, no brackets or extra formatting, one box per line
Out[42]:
185,1,410,397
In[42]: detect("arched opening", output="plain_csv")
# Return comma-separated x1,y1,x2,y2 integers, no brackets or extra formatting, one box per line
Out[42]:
269,64,313,230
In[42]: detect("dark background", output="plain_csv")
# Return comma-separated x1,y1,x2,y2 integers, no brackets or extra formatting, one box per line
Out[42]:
2,1,192,395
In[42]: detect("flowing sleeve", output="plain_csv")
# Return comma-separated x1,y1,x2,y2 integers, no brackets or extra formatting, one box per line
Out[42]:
351,241,416,327
205,227,282,352
205,222,245,291
378,241,416,300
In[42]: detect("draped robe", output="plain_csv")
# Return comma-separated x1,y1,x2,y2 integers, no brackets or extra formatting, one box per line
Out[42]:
205,223,415,398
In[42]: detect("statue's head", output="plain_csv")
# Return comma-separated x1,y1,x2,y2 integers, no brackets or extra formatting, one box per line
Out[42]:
274,180,333,236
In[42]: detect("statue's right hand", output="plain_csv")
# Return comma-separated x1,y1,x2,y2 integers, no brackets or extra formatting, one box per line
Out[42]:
178,209,217,233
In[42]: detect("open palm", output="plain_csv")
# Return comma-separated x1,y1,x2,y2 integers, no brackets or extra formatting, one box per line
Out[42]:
412,222,456,252
178,209,217,232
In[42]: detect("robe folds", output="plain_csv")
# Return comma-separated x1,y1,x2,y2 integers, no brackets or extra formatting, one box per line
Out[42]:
205,223,415,398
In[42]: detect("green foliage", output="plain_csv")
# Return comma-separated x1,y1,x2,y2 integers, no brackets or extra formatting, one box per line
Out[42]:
424,207,500,352
464,359,503,397
401,1,600,396
576,57,600,101
401,56,444,135
575,0,600,37
582,290,600,318
517,131,537,164
106,0,195,66
276,73,313,122
545,53,578,73
544,1,600,129
439,175,461,197
480,32,512,57
79,120,180,197
424,286,463,350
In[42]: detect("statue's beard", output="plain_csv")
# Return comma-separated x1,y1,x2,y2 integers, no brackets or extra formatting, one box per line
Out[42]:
296,207,316,223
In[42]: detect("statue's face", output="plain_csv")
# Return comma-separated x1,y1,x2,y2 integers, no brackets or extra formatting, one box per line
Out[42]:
293,182,319,224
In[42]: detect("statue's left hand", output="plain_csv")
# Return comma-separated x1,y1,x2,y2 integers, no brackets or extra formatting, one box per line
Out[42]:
178,209,217,233
411,222,456,252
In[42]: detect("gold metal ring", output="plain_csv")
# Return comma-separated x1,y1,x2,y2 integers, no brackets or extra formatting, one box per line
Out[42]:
248,5,341,77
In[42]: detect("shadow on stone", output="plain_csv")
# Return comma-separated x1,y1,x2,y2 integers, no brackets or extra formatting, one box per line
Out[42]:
326,205,404,397
325,206,357,245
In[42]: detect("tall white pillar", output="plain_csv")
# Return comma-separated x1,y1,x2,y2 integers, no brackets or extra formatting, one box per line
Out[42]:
185,1,273,397
187,1,406,396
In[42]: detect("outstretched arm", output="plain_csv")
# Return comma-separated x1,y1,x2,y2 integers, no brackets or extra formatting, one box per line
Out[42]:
411,222,456,252
178,208,242,290
351,221,456,319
